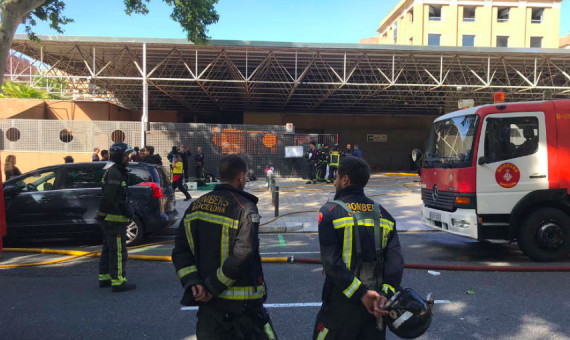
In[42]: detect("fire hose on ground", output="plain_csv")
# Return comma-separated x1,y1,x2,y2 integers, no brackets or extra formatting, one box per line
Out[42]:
2,246,569,272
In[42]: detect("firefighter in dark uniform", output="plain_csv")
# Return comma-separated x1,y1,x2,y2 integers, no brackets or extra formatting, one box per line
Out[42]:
313,156,404,340
97,142,137,292
305,141,318,184
327,144,341,184
172,155,277,340
316,144,330,183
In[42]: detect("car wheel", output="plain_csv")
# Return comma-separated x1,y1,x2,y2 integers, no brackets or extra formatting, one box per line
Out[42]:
126,216,145,246
517,208,570,262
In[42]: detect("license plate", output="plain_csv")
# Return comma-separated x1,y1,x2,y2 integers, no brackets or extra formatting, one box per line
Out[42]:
429,212,442,222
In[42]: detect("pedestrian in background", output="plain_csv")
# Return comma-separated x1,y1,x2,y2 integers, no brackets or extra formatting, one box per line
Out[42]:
168,146,181,173
101,150,110,161
304,141,318,184
64,156,74,163
172,154,277,339
132,147,143,162
352,144,363,159
344,143,353,157
172,153,191,201
194,146,205,181
143,146,163,166
92,147,101,162
4,155,21,180
181,146,191,182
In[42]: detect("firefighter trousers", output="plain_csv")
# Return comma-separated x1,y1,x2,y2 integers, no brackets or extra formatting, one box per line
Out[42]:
328,166,337,181
312,296,385,340
98,221,129,287
196,304,277,340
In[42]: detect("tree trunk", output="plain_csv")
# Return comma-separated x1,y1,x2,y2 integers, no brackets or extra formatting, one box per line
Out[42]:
0,0,46,92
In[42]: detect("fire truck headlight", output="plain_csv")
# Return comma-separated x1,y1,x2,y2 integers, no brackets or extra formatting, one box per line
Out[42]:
451,218,470,228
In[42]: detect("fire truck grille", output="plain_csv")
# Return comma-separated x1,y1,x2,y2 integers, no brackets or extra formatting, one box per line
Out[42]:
421,188,456,212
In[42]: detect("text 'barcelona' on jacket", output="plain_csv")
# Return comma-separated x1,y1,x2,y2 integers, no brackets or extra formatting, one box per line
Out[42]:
172,183,267,311
317,186,404,304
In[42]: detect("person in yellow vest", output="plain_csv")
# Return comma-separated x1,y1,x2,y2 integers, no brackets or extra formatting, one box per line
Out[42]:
172,153,191,201
327,144,341,184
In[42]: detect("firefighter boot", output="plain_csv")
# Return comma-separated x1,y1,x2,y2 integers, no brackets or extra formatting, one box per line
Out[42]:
112,282,137,292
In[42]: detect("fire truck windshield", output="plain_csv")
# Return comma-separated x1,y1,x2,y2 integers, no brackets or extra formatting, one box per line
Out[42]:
424,114,479,168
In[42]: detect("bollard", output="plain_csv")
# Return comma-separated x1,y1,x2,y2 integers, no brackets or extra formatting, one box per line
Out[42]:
274,186,279,217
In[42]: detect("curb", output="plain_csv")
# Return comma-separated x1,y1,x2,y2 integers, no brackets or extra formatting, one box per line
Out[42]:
260,222,303,233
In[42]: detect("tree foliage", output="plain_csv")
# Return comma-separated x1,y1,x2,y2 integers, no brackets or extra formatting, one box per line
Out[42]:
0,0,220,93
23,0,220,44
0,80,63,99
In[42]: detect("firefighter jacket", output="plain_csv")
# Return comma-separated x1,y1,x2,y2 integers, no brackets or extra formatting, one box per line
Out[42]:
329,151,340,167
98,163,133,223
172,184,267,312
318,149,330,164
318,186,404,304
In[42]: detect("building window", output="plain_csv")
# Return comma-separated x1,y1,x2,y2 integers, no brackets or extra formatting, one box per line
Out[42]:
428,34,441,46
463,6,476,22
531,8,544,23
530,37,542,48
462,35,475,47
394,21,398,44
498,7,510,22
429,5,442,21
409,36,413,45
409,10,414,23
497,36,509,47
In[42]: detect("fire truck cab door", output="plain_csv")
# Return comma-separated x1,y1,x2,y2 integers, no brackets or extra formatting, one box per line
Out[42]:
476,112,548,214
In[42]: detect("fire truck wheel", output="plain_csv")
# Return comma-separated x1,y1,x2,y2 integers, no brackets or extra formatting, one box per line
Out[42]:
517,208,570,262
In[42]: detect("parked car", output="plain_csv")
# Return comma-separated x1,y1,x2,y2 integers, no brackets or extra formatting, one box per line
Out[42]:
2,162,178,246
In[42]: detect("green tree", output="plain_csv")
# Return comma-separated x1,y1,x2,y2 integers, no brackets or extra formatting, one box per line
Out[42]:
0,0,219,91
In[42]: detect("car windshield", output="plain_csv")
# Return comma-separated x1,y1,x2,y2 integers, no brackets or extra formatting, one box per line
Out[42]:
424,114,479,168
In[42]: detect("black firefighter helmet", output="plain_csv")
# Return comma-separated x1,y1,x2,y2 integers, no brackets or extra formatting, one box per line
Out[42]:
383,288,434,339
110,142,134,165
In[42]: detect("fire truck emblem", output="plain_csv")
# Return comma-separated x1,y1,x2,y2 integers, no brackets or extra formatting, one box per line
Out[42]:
495,163,521,188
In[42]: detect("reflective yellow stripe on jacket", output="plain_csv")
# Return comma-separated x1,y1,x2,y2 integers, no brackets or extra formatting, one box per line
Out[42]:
177,265,197,280
332,216,394,269
218,284,266,301
343,277,362,298
186,211,239,265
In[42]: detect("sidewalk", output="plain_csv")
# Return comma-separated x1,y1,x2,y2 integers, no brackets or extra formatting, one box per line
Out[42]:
174,173,429,233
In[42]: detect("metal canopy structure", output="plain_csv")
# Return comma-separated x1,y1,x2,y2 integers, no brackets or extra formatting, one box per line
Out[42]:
8,34,570,116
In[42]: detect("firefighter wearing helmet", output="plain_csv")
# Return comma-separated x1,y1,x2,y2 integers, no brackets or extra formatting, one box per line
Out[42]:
96,142,136,292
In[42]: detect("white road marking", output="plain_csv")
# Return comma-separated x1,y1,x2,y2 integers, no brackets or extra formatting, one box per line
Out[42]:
260,251,321,255
181,300,450,311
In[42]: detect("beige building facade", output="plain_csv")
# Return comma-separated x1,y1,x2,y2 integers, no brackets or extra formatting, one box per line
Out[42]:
371,0,562,48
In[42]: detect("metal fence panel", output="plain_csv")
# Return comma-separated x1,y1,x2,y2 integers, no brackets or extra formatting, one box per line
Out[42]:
147,123,336,178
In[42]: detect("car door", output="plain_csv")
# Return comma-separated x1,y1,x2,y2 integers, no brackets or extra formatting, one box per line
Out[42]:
476,112,548,215
56,164,106,234
4,168,63,236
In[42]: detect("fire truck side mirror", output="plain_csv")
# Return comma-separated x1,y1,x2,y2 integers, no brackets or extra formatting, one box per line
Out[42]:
478,156,487,165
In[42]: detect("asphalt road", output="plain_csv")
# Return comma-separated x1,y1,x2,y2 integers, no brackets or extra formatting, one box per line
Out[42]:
1,232,569,340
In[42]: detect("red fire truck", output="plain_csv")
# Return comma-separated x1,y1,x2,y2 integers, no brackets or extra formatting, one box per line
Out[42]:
417,99,570,261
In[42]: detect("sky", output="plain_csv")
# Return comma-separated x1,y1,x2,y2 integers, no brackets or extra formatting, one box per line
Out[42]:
14,0,570,43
